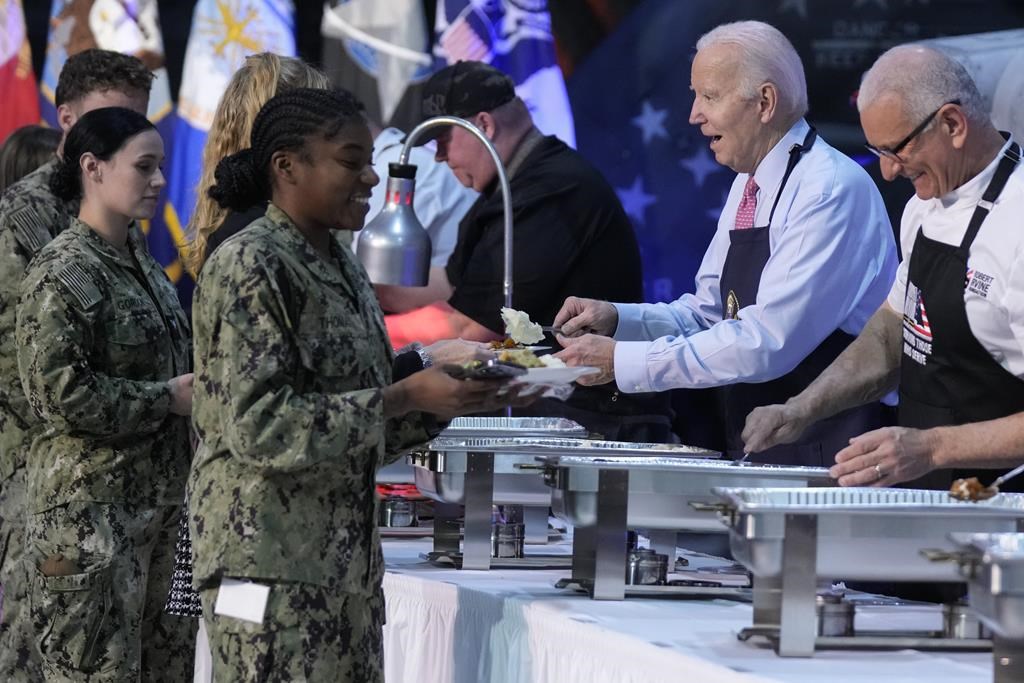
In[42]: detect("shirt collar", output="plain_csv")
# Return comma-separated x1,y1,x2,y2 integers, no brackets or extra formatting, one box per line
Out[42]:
264,203,349,287
936,133,1015,210
748,118,811,202
69,216,145,268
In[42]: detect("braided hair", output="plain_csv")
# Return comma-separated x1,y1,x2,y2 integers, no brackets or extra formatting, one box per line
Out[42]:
208,87,366,212
50,107,155,201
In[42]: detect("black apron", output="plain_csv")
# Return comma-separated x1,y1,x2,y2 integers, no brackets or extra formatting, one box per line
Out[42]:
898,139,1024,491
716,127,888,465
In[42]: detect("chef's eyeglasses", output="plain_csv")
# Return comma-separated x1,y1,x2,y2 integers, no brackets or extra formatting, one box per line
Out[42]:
864,99,961,162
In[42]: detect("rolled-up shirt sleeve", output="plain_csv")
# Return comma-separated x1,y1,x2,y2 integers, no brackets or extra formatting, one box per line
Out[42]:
614,177,894,393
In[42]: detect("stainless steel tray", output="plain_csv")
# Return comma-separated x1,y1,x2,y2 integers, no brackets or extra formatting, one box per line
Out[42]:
716,487,1024,581
422,436,719,463
439,417,588,438
716,487,1024,514
947,532,1024,640
545,456,830,532
379,418,584,484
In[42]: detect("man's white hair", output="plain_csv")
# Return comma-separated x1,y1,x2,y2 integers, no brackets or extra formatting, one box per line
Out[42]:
696,21,808,126
857,45,986,123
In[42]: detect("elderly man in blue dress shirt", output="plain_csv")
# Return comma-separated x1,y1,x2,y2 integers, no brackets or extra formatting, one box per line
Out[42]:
554,20,898,466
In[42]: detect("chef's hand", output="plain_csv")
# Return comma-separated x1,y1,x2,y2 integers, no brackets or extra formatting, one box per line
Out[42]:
741,403,812,454
423,339,494,366
553,333,615,386
830,426,939,487
553,296,618,337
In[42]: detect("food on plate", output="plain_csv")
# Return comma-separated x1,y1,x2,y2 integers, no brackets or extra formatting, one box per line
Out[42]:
496,348,568,370
949,477,997,502
538,355,567,368
488,337,520,350
500,307,544,345
497,348,544,368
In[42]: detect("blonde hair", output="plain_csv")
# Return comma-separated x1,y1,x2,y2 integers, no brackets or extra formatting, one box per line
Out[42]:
186,53,331,274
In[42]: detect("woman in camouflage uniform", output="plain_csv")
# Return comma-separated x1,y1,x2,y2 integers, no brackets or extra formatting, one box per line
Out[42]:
190,87,522,682
15,107,196,680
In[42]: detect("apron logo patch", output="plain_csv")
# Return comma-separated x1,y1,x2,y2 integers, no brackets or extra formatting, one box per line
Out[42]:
725,290,741,320
966,268,994,298
902,282,932,366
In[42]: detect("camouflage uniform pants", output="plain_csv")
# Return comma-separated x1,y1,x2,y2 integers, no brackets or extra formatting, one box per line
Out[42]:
200,580,384,683
0,467,42,680
23,501,197,682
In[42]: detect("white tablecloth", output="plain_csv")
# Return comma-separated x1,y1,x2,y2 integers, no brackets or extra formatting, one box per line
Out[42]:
382,538,992,683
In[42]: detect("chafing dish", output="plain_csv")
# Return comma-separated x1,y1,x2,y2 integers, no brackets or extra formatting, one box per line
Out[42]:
412,435,715,570
539,456,828,600
713,487,1024,657
377,416,587,485
407,418,590,570
941,533,1024,682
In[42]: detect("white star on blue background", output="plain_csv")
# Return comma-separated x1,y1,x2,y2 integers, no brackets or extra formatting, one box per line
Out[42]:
631,100,669,145
679,145,722,188
617,176,658,226
707,189,729,222
778,0,808,19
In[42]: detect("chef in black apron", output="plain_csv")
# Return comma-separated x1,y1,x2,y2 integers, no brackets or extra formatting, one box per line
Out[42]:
896,138,1024,491
717,127,889,466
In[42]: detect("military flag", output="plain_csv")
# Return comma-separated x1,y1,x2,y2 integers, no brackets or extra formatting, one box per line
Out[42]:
168,0,295,299
433,0,575,147
0,0,40,144
320,0,433,131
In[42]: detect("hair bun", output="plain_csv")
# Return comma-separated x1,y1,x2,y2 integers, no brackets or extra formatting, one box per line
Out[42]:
49,156,83,202
208,148,265,211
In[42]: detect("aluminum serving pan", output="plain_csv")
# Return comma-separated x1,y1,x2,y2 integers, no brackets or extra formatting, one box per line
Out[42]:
543,456,830,532
378,417,585,484
947,532,1024,640
437,416,588,438
715,487,1024,582
411,437,716,506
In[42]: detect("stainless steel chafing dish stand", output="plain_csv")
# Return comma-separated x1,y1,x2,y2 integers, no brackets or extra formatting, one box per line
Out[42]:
930,532,1024,682
410,431,713,571
542,456,830,600
714,487,1024,658
408,417,588,569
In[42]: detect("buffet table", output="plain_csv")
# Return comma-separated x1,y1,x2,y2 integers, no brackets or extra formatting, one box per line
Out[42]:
381,537,992,683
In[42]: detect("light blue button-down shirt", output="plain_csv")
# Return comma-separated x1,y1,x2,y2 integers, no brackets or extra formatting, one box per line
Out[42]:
612,119,897,393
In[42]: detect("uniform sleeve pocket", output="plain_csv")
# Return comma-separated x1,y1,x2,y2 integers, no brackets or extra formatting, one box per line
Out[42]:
31,553,125,675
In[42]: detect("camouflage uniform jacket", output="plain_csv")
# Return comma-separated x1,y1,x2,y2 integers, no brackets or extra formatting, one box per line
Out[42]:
188,204,435,593
16,217,192,512
0,159,77,482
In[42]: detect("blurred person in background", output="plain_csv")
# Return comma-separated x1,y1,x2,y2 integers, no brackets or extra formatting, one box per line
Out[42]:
0,125,61,193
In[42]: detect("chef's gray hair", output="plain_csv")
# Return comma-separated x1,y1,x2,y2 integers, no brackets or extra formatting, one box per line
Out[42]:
696,21,808,127
857,45,986,124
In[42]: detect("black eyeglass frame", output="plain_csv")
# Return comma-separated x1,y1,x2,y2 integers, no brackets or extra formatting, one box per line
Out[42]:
864,99,961,162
